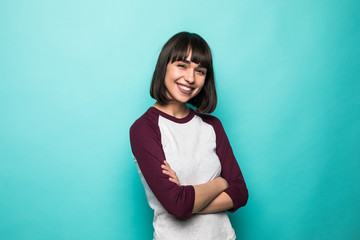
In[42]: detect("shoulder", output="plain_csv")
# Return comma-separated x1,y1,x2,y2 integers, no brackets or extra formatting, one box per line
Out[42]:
195,112,223,130
130,107,160,138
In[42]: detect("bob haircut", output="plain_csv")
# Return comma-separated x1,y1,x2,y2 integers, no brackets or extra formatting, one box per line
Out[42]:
150,32,217,114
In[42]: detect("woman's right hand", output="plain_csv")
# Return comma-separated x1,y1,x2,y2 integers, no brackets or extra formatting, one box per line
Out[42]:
161,160,180,185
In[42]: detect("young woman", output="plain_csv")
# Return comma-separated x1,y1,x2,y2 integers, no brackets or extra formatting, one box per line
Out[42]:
130,32,248,240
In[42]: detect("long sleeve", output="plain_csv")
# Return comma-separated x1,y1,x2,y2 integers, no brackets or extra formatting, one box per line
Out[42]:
201,114,248,212
129,116,195,219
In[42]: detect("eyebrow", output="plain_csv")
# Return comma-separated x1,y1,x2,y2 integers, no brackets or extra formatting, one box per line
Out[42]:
178,59,206,69
179,59,191,64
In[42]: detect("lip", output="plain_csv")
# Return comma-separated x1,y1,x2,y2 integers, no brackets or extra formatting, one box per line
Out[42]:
176,83,193,95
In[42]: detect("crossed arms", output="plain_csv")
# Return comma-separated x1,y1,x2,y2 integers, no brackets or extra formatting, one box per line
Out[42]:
130,115,248,219
162,160,234,214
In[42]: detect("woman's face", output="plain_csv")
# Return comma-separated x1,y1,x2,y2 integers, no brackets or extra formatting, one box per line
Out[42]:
164,51,207,105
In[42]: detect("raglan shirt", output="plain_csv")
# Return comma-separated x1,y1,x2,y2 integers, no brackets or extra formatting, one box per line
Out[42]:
130,107,248,240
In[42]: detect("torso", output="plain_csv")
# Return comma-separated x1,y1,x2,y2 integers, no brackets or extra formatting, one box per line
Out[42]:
133,107,236,240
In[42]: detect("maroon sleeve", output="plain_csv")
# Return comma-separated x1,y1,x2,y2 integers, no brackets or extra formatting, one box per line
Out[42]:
129,114,195,219
201,114,248,212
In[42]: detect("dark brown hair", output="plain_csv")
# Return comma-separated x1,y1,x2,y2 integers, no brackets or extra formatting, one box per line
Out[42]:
150,32,217,114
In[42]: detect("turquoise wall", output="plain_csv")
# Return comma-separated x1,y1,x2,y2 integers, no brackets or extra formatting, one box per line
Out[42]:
1,0,359,239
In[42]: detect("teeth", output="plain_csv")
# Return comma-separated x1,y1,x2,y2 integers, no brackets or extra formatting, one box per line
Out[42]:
179,84,191,91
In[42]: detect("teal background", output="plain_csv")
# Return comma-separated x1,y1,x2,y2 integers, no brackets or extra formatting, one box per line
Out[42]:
1,0,359,239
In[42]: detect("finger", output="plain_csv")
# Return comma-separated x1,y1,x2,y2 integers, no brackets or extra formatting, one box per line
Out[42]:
162,170,176,179
161,165,172,174
164,161,177,174
169,177,180,185
169,179,179,185
164,160,171,168
161,164,175,174
163,162,176,175
162,161,171,170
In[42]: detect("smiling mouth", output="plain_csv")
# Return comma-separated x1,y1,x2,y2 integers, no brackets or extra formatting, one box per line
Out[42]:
177,83,193,95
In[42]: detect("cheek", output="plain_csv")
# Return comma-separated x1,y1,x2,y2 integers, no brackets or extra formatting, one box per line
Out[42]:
196,78,206,94
194,81,205,96
198,77,206,89
170,70,182,80
163,73,173,88
164,69,180,84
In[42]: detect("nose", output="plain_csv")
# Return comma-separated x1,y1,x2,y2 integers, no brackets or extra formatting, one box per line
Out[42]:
184,69,195,83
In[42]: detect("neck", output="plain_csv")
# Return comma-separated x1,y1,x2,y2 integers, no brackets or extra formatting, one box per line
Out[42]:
153,102,190,118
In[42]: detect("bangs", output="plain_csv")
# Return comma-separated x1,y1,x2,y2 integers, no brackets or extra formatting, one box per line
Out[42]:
169,34,212,69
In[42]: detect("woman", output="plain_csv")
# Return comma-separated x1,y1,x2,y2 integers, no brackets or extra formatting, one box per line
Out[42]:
130,32,248,240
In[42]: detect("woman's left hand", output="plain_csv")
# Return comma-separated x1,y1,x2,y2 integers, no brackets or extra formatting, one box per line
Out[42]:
161,160,180,185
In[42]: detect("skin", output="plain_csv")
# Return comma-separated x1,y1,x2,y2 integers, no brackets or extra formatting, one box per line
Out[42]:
154,50,234,214
162,161,234,214
154,51,207,118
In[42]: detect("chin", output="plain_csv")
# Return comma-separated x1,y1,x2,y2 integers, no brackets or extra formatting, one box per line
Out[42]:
174,99,190,104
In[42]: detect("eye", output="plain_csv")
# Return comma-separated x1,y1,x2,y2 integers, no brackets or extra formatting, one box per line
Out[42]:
196,69,207,75
177,64,187,69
